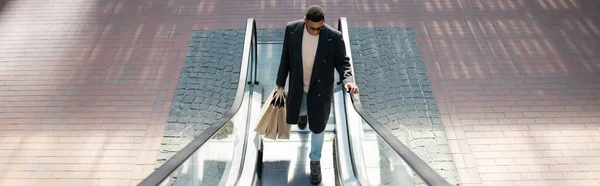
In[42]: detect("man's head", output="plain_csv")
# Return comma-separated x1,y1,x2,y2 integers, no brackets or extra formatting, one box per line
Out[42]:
304,5,324,36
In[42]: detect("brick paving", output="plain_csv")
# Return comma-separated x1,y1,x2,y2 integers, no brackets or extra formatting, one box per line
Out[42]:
0,0,599,186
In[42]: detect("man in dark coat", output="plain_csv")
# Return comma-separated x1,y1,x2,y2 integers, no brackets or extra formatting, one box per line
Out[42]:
275,5,359,184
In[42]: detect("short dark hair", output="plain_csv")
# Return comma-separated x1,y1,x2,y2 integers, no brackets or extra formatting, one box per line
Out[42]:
305,5,324,22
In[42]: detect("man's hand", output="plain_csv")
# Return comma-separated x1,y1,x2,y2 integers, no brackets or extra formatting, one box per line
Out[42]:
344,83,359,94
276,86,284,91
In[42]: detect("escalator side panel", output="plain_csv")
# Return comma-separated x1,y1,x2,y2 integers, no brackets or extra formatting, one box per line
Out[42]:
332,89,360,186
236,84,264,185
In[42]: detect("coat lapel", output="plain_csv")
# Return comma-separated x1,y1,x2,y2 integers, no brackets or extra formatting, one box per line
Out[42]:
291,21,304,74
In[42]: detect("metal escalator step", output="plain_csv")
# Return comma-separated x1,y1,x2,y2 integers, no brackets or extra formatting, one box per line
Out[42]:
260,132,337,186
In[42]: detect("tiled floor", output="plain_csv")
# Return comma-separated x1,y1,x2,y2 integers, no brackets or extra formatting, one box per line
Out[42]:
0,0,599,186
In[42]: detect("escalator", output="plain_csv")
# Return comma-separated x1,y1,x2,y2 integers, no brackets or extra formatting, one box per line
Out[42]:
137,18,452,186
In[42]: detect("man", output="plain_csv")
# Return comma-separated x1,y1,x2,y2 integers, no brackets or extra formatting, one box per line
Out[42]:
275,5,359,184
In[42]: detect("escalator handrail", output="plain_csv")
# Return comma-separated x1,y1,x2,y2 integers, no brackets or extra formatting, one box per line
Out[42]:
337,17,452,186
137,18,257,186
336,17,371,186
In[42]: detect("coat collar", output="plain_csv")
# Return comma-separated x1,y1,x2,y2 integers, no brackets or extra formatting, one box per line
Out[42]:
290,20,329,43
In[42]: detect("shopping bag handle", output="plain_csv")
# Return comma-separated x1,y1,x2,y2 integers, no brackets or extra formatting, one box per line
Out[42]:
270,89,286,108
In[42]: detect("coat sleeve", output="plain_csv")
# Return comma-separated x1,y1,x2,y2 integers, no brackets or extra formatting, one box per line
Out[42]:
333,33,355,85
276,24,291,87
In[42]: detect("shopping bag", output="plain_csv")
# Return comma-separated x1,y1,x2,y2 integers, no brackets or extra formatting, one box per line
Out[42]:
254,87,286,140
276,91,290,139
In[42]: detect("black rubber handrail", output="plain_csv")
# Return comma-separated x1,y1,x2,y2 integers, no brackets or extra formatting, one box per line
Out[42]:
337,17,452,186
137,18,256,186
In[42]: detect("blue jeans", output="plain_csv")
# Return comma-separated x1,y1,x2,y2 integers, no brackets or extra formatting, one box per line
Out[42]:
300,92,325,161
